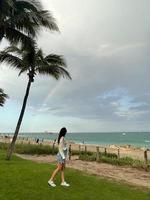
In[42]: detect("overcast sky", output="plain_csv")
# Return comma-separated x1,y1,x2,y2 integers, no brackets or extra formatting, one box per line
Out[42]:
0,0,150,133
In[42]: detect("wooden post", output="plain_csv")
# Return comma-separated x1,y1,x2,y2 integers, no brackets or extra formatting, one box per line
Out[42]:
117,148,120,158
104,147,107,155
85,145,87,154
69,145,71,160
79,145,81,156
144,150,148,164
96,146,99,161
52,143,55,155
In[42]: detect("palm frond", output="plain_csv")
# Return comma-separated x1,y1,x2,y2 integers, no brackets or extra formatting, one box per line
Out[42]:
0,88,9,107
14,14,39,37
0,25,4,42
4,26,37,55
1,0,59,48
37,65,72,80
34,10,59,31
36,51,71,80
5,26,35,50
36,49,43,58
13,2,40,36
15,0,42,12
4,46,23,55
0,0,13,18
44,54,67,67
0,51,23,70
15,1,58,32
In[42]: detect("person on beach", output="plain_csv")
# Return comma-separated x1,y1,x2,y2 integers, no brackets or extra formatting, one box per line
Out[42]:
48,127,70,187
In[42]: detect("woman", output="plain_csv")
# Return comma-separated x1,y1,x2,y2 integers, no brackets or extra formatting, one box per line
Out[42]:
48,127,70,187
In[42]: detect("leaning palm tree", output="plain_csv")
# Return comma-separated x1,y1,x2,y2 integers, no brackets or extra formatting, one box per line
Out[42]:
0,0,59,49
0,43,71,160
0,88,8,106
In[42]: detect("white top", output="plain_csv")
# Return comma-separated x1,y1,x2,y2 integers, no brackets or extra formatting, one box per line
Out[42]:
58,136,68,159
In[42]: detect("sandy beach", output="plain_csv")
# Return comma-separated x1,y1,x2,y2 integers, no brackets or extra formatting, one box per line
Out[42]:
0,135,149,161
0,136,149,161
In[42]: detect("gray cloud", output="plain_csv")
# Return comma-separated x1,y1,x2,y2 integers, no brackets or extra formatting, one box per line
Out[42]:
0,0,150,131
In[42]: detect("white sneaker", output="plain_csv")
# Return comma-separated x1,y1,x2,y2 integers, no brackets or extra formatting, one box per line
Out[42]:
61,181,70,187
48,180,56,187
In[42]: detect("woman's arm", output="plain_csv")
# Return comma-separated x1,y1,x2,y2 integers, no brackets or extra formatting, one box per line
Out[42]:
59,137,65,159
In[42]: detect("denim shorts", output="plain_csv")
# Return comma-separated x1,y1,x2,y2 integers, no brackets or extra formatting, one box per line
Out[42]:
56,149,68,164
56,152,65,164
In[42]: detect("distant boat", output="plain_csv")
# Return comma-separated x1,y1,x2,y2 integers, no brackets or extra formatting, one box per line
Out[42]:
44,131,53,134
122,132,126,136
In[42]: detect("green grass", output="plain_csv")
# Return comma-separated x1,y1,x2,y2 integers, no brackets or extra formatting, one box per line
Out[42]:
0,150,150,200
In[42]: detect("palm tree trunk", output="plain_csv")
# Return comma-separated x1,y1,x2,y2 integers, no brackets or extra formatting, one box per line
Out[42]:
6,79,32,160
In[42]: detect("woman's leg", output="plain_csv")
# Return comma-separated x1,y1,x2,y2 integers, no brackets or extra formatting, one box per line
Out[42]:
50,163,62,181
61,164,65,183
60,163,70,186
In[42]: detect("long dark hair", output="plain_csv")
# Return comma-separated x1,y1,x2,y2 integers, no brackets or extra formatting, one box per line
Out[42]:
58,127,67,144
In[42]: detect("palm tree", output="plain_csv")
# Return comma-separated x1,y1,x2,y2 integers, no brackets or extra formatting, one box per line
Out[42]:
0,88,8,106
0,0,59,48
0,0,59,108
0,43,71,160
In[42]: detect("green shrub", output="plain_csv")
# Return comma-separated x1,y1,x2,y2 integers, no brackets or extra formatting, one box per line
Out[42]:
99,152,118,158
78,149,150,169
0,142,58,155
79,153,96,161
0,142,8,150
98,156,132,166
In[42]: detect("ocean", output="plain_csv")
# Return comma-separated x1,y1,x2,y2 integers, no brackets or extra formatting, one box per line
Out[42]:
1,132,150,148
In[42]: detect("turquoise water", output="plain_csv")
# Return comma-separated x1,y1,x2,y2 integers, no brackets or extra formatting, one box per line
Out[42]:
2,132,150,148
